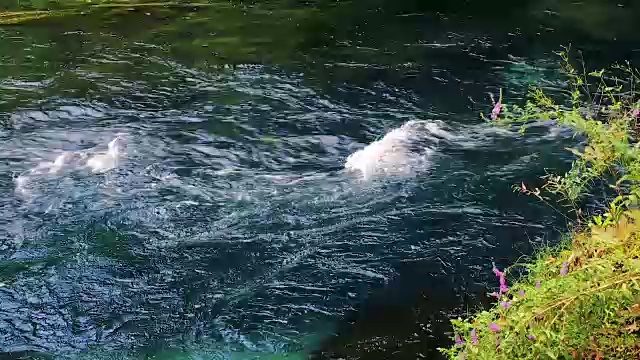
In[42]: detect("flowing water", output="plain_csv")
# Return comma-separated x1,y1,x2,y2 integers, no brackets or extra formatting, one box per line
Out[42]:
1,1,640,359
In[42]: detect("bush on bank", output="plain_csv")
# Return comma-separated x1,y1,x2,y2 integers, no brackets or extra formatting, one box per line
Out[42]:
441,51,640,360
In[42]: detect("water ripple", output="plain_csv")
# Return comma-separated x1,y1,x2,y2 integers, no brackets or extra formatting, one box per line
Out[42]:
0,19,574,359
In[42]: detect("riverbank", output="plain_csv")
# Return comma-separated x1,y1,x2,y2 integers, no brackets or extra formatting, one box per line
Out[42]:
0,1,220,24
442,55,640,359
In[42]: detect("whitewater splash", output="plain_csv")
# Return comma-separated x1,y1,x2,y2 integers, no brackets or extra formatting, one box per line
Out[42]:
86,137,122,173
344,120,451,179
15,136,125,201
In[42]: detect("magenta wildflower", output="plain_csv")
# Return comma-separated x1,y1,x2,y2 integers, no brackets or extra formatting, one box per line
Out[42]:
491,102,503,120
489,291,499,298
500,301,511,309
491,263,509,294
455,334,464,346
560,261,569,277
492,263,503,278
471,329,478,345
633,109,640,118
519,289,525,297
536,280,541,288
499,274,509,294
489,322,501,333
527,335,536,341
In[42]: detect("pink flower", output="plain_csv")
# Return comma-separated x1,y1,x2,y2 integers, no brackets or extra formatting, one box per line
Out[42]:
489,322,501,333
491,102,503,120
632,109,640,118
519,290,525,297
536,280,541,288
500,301,511,309
528,335,536,341
500,284,509,294
455,334,464,346
560,262,569,277
489,291,499,298
492,263,503,278
471,329,479,345
499,274,508,294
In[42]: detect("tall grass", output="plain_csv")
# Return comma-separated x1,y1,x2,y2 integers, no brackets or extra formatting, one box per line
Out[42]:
441,50,640,359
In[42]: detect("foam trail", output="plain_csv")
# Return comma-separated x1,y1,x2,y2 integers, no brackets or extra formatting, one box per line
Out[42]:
344,120,447,179
86,136,122,173
28,152,75,175
14,152,78,199
14,136,125,203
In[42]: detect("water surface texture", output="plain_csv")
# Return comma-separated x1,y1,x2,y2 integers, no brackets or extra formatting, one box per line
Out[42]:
1,1,640,359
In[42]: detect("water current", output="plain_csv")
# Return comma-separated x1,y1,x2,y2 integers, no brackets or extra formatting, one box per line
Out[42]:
2,1,640,359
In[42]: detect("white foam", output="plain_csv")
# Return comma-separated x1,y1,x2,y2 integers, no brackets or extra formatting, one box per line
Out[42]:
86,136,122,173
343,119,574,180
344,120,445,179
14,175,31,197
14,136,125,204
28,152,73,175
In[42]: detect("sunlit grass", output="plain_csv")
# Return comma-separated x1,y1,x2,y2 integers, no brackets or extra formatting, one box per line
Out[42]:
0,0,217,24
0,10,60,24
443,219,640,359
441,50,640,359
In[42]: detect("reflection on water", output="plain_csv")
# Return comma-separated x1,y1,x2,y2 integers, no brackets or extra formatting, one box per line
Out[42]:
1,1,640,359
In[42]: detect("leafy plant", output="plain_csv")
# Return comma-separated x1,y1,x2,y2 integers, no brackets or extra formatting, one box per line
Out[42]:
441,50,640,359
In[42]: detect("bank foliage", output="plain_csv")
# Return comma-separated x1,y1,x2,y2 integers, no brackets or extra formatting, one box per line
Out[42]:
0,1,217,24
442,51,640,359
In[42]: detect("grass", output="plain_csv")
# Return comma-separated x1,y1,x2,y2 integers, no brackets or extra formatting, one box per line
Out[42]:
0,0,218,24
0,10,60,24
441,49,640,359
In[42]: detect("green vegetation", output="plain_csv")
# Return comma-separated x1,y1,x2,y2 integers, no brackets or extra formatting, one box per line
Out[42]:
441,51,640,359
0,1,224,24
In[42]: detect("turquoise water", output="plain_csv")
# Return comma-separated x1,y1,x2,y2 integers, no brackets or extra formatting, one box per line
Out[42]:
1,1,640,359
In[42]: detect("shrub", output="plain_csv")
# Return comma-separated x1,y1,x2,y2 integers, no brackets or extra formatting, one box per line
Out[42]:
441,49,640,360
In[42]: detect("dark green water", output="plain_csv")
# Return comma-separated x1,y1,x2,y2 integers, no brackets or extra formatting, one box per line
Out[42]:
1,1,640,359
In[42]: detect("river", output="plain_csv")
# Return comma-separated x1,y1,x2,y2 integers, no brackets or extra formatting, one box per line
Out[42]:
1,1,640,359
